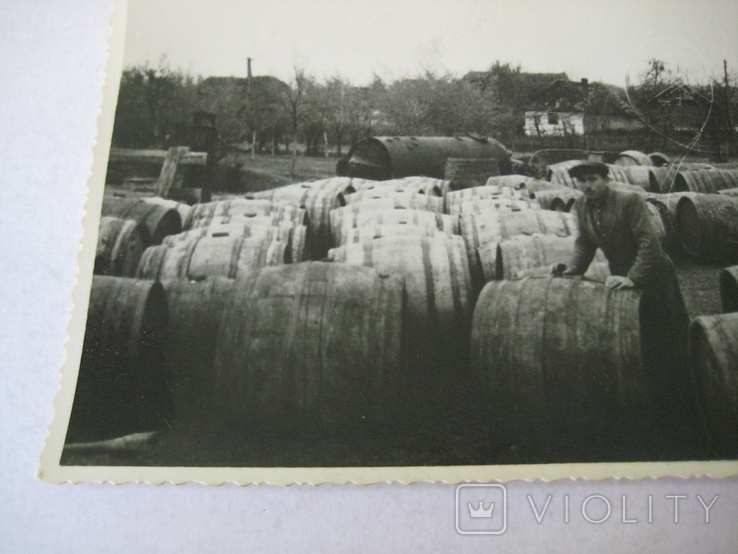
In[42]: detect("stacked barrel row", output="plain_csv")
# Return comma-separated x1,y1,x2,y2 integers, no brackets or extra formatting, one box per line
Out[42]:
689,264,738,455
71,178,413,444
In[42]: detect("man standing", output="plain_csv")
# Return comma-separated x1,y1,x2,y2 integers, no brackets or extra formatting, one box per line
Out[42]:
551,161,698,444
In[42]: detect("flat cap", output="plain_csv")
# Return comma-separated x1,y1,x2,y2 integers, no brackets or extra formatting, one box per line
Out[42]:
567,161,609,179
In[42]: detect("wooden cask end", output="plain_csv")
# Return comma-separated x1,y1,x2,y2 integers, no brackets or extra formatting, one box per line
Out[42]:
161,277,235,426
675,194,738,262
95,216,150,277
720,266,738,313
101,197,182,245
137,235,288,281
689,313,738,455
213,262,404,425
66,276,171,444
470,276,683,450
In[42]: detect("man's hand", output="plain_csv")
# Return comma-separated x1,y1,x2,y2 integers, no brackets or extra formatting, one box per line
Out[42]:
605,276,635,290
551,263,579,277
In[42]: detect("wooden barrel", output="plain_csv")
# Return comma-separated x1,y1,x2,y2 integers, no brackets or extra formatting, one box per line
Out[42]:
719,187,738,197
330,208,458,246
644,193,691,257
675,169,738,194
444,157,500,190
162,222,293,246
648,152,670,167
351,176,448,197
477,234,607,281
447,185,523,211
248,177,369,259
95,216,150,277
614,150,652,166
451,196,540,216
649,166,683,193
620,166,653,190
338,193,444,213
675,194,738,262
141,197,192,229
547,160,630,188
460,208,576,261
689,313,738,454
530,187,582,212
66,276,171,443
183,199,305,230
720,266,738,313
161,277,235,427
212,262,404,424
101,197,182,245
470,276,684,448
338,223,453,246
484,174,541,190
328,235,472,364
137,235,288,281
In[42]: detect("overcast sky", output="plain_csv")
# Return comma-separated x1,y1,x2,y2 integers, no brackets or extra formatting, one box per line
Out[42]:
123,0,738,87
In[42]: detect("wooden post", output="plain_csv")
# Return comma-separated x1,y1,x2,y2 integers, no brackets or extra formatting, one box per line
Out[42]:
155,146,190,198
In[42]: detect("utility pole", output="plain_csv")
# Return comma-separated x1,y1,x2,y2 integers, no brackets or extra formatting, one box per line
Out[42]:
724,59,738,157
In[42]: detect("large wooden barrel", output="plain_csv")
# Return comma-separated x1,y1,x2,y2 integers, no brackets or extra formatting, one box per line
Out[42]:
337,223,453,246
328,235,472,363
451,196,540,216
459,209,577,270
470,276,687,450
160,277,235,427
164,222,306,264
183,199,305,230
614,150,652,166
689,313,738,455
141,197,192,229
529,187,582,212
330,208,458,246
137,235,288,281
212,262,404,424
675,169,738,194
248,177,368,259
444,157,500,190
477,234,607,281
66,276,171,443
720,266,738,313
101,197,182,245
338,193,444,213
95,216,150,277
648,152,670,167
644,193,691,257
675,194,738,262
620,166,653,190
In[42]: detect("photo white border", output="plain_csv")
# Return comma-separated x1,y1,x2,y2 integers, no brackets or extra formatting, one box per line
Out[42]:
38,0,738,485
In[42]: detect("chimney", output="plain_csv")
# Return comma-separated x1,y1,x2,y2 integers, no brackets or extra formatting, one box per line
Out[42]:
581,78,589,87
247,57,253,79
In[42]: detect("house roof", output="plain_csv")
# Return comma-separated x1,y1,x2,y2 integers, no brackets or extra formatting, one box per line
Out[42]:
647,82,712,105
526,80,637,116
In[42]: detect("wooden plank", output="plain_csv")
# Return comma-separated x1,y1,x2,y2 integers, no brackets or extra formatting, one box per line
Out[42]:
109,147,207,166
155,146,190,198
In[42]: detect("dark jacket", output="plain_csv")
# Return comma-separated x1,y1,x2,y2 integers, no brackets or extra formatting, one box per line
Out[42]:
567,185,670,288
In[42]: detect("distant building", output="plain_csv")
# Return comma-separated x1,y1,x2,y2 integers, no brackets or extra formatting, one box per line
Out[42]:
524,79,645,137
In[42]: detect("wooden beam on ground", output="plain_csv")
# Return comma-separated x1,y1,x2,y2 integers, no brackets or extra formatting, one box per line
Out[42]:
109,147,208,166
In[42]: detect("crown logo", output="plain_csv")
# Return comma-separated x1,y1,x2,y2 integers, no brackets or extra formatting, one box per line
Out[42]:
468,501,494,518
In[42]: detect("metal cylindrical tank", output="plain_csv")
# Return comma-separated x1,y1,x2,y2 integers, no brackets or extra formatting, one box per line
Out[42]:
344,136,511,180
